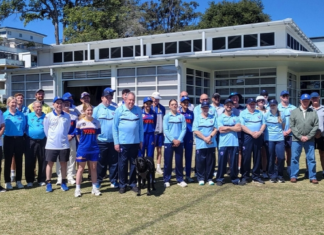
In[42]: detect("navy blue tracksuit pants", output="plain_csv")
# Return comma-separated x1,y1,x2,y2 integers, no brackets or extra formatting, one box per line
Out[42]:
195,148,215,182
163,143,184,183
183,132,193,177
241,134,262,181
118,144,138,188
264,140,285,180
97,141,118,185
216,147,239,184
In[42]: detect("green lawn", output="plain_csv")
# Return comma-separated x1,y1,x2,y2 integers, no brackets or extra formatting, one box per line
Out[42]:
1,151,324,235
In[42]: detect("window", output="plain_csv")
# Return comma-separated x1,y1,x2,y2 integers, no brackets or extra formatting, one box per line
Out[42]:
0,31,6,35
19,33,22,37
30,36,33,40
74,51,84,61
228,36,241,49
213,37,226,50
186,68,211,105
152,43,163,55
99,48,109,59
244,34,257,48
7,31,11,35
85,49,95,60
135,45,146,56
123,46,134,57
165,42,177,54
111,47,121,58
179,40,191,53
64,52,73,62
287,34,291,48
193,39,202,52
260,33,274,46
53,52,62,63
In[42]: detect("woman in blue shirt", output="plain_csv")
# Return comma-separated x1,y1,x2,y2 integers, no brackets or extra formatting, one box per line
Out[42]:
163,99,187,188
264,99,286,183
3,96,26,190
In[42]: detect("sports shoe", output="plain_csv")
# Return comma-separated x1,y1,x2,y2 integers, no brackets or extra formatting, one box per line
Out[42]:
208,180,215,186
26,182,33,188
198,181,204,186
16,181,24,189
131,186,139,193
61,183,69,191
236,180,246,186
156,168,163,175
164,182,170,188
269,179,277,183
0,186,6,192
278,178,285,183
262,172,269,179
56,179,62,185
253,179,265,184
240,178,248,185
119,187,126,194
111,182,119,188
46,183,53,192
5,183,13,190
186,177,194,183
216,181,223,186
91,187,102,196
68,178,76,185
74,189,81,197
39,182,46,186
177,181,187,187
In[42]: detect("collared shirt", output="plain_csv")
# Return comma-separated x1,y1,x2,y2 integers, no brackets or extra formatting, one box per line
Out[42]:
142,109,157,133
152,104,165,134
44,110,71,150
76,118,101,155
28,102,52,114
17,106,30,116
217,112,240,148
93,103,116,142
213,104,225,116
26,112,46,139
192,113,218,149
233,105,245,138
3,110,26,137
278,103,296,136
113,104,143,145
178,107,194,132
193,104,217,118
264,111,285,141
310,105,324,135
66,111,78,136
239,109,265,132
163,112,186,144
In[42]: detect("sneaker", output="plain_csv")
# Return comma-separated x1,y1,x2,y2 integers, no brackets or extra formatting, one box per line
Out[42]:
262,172,269,179
216,181,223,186
236,180,246,186
253,179,265,184
198,181,204,186
111,182,119,188
131,186,139,193
91,187,102,196
39,182,46,186
164,182,170,188
119,187,126,194
269,179,277,183
74,189,82,197
278,178,285,183
156,168,163,175
241,178,248,185
16,181,24,189
56,179,62,185
0,186,6,192
26,182,33,188
186,177,194,183
68,178,76,185
61,183,69,191
5,183,13,190
46,183,53,192
208,180,215,186
177,181,187,187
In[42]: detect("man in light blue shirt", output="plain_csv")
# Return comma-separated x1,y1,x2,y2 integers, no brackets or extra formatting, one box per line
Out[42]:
193,94,217,118
93,88,119,188
240,98,266,184
113,92,143,194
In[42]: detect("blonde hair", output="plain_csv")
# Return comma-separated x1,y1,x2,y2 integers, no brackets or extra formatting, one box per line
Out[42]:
277,109,283,124
79,103,93,120
6,96,16,106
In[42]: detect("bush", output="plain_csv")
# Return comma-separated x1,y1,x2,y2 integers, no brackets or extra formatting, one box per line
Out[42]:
0,103,7,112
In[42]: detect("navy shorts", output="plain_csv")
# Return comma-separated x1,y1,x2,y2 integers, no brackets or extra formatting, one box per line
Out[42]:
315,136,324,151
154,133,164,147
76,152,99,162
284,136,292,148
46,149,70,162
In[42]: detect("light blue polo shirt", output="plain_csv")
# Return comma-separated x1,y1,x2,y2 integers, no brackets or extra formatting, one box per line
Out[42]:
278,103,296,136
17,106,30,116
193,104,217,118
192,114,218,149
26,112,46,139
113,104,143,145
163,112,186,144
264,111,285,141
93,103,116,143
239,109,265,132
217,113,240,148
3,110,26,136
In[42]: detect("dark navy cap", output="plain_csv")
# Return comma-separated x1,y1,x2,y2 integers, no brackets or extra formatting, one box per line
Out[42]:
280,90,289,96
212,93,220,99
260,90,268,96
300,94,310,100
143,97,153,103
269,99,278,105
181,96,190,102
35,89,44,94
201,101,210,108
224,98,234,105
310,92,320,98
53,96,64,103
246,98,256,104
102,87,115,97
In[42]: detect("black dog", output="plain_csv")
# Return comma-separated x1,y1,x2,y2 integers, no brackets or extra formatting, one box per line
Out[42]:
134,157,156,196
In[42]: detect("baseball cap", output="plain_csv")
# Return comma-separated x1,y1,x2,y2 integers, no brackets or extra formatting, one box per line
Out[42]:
181,96,190,102
260,90,268,96
201,101,210,108
80,92,90,99
143,97,153,103
229,92,242,99
224,98,233,105
300,93,310,100
151,92,162,100
256,96,265,102
63,92,72,98
53,96,64,103
280,90,289,96
246,98,256,104
63,97,74,104
269,99,278,105
212,93,220,99
102,87,115,97
310,92,320,98
35,89,44,94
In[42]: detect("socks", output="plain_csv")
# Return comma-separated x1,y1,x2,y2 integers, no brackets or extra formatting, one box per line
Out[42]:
157,164,161,169
92,184,98,189
76,184,81,190
11,170,15,177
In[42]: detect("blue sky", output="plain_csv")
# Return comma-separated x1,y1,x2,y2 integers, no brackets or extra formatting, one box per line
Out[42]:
1,0,323,44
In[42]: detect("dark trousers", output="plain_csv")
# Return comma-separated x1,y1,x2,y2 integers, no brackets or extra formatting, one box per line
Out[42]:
118,144,139,188
4,136,24,183
196,148,215,182
163,143,184,183
241,134,262,181
216,147,239,183
97,141,118,184
141,132,155,157
25,137,47,183
183,132,193,177
0,147,2,177
265,140,285,180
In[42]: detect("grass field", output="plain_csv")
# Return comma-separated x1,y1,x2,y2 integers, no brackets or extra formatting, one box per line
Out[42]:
1,151,324,235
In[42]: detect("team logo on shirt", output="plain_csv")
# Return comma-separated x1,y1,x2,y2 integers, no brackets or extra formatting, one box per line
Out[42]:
220,151,223,155
210,120,213,123
257,115,261,119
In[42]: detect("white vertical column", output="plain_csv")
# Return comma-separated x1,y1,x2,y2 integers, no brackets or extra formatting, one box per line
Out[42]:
276,65,288,100
202,31,206,51
111,65,117,101
140,38,144,57
87,44,91,61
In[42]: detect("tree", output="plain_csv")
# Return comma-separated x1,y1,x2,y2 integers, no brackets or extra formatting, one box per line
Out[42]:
199,0,270,29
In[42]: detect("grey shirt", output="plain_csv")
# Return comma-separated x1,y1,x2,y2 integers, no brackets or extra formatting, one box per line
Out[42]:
310,105,324,135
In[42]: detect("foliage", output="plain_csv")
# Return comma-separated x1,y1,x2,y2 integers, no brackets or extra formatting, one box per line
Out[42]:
199,0,271,29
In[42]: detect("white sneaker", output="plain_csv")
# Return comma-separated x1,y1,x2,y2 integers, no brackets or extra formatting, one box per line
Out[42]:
164,182,170,188
68,178,76,185
56,179,62,185
198,181,205,186
16,181,24,189
186,177,194,183
39,182,46,186
177,181,188,187
91,187,102,196
74,189,82,197
5,183,13,190
26,182,33,188
156,168,163,175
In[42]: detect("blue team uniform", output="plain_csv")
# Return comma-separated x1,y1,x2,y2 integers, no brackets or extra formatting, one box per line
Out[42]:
141,109,157,157
17,106,30,116
193,104,217,118
152,104,165,147
163,112,186,183
239,109,265,181
3,110,26,136
26,112,46,139
278,103,296,147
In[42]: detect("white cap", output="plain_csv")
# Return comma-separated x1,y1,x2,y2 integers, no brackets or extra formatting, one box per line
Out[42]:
256,95,265,101
151,92,162,100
